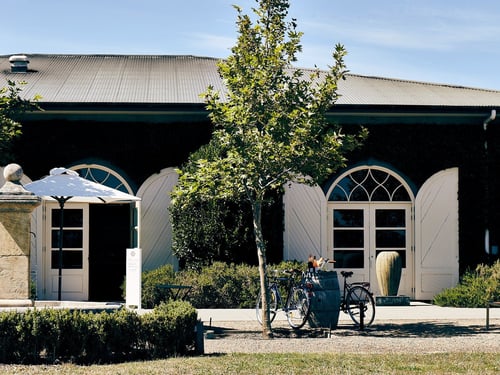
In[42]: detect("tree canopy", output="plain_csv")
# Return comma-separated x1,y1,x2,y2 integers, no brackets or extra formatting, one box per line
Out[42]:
171,0,366,338
0,80,40,165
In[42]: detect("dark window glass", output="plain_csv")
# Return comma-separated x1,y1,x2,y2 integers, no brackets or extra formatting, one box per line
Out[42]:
334,209,363,227
51,209,83,227
371,186,390,201
51,229,83,248
51,250,83,269
376,210,405,227
329,186,348,201
376,230,405,248
334,230,364,248
333,250,364,268
392,186,411,201
350,186,369,201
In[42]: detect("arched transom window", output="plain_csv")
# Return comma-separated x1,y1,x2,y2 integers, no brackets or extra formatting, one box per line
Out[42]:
69,164,134,195
328,167,412,202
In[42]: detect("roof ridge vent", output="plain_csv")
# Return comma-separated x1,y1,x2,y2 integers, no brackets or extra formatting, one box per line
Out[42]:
9,55,29,73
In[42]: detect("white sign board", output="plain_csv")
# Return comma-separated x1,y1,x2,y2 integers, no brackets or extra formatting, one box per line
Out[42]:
126,248,142,309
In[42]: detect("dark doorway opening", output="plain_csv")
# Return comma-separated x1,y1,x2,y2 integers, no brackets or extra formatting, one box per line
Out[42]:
89,204,131,301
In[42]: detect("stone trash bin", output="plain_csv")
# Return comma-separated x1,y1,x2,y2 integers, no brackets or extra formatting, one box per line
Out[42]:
307,271,341,329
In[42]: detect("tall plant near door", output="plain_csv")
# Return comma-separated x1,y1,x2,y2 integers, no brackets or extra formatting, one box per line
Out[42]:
171,0,366,338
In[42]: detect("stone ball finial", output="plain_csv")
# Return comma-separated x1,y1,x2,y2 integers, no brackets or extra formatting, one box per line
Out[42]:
3,163,24,182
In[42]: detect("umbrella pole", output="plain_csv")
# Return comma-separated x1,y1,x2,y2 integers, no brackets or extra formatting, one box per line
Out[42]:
57,199,64,301
55,197,71,301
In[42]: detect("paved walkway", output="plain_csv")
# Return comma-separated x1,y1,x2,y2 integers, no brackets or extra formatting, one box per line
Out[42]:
197,302,500,325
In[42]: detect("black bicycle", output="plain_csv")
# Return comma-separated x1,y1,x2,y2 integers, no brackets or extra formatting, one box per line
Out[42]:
255,269,313,329
339,270,376,327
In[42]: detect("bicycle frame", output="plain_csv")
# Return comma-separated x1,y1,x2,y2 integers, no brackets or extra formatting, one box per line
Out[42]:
256,269,312,329
339,270,375,328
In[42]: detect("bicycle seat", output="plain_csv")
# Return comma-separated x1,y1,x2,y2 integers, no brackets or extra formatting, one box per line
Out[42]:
341,271,354,278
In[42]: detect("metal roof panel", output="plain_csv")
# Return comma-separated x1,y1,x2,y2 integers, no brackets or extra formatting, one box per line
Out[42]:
1,54,499,107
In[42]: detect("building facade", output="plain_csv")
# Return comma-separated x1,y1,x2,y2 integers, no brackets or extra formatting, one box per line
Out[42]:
1,54,499,301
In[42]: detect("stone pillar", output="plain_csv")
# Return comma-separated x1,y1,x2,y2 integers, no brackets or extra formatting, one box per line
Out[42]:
0,164,41,306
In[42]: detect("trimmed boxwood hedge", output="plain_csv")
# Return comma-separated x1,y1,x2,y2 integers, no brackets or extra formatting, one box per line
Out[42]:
0,300,197,364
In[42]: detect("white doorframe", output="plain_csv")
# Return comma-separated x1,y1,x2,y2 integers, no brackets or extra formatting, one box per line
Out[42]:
45,202,89,301
328,202,413,297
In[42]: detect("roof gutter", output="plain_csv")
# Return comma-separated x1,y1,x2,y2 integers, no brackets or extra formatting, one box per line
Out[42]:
483,109,496,131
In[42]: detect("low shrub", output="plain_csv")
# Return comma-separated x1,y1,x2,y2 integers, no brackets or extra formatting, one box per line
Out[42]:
433,260,500,307
142,300,197,357
141,264,177,309
139,260,307,309
0,300,197,365
177,262,259,308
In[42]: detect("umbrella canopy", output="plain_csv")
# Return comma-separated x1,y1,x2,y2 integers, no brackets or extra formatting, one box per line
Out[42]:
24,167,140,203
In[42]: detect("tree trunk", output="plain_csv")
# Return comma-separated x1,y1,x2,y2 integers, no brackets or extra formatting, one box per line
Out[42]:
252,200,274,339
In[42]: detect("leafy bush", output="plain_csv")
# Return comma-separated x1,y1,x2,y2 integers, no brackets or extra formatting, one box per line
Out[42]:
142,300,197,357
140,264,177,309
177,262,259,308
433,260,500,307
139,261,307,309
0,301,197,365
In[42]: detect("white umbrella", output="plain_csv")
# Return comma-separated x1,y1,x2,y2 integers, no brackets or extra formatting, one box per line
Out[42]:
25,167,141,300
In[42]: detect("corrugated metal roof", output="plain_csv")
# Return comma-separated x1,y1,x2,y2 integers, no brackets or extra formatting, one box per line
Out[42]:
1,54,500,107
336,74,500,106
0,55,226,104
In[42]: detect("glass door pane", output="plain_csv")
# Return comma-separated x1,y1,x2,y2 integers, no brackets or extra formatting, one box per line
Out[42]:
50,208,84,270
333,209,365,268
375,209,406,268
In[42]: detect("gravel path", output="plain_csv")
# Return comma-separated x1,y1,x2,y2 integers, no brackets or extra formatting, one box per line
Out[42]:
203,318,500,354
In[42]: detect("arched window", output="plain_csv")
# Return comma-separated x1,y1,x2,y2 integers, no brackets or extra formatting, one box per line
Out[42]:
328,167,412,202
69,164,134,195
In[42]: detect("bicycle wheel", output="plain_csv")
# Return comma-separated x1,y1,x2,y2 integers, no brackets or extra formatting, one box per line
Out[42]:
346,285,375,327
285,286,311,329
256,287,278,324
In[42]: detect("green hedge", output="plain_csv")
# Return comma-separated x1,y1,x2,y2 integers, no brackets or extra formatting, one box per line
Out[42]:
0,300,197,365
139,260,305,309
433,260,500,307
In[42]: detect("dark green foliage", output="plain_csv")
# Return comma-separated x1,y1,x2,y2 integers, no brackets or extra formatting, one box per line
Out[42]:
433,260,500,307
141,301,197,357
140,261,305,309
170,142,255,269
0,301,196,365
0,80,40,164
178,262,260,308
0,312,21,363
140,264,177,309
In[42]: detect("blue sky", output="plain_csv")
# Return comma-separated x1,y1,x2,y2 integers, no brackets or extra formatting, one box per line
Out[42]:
2,0,500,90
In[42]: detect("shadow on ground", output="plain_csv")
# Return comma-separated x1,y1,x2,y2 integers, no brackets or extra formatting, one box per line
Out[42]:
206,321,499,339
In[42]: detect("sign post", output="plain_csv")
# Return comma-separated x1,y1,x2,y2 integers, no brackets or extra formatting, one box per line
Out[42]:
126,248,142,309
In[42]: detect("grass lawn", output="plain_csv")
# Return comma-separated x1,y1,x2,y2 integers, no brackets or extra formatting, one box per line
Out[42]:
0,353,498,374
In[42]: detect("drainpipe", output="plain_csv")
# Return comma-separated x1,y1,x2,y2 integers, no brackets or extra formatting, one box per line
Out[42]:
483,109,496,255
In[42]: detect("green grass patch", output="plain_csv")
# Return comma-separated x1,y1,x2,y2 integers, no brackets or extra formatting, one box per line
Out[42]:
0,353,498,374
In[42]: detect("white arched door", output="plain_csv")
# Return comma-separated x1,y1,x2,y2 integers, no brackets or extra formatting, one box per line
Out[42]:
415,168,459,300
326,166,414,296
137,168,179,271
